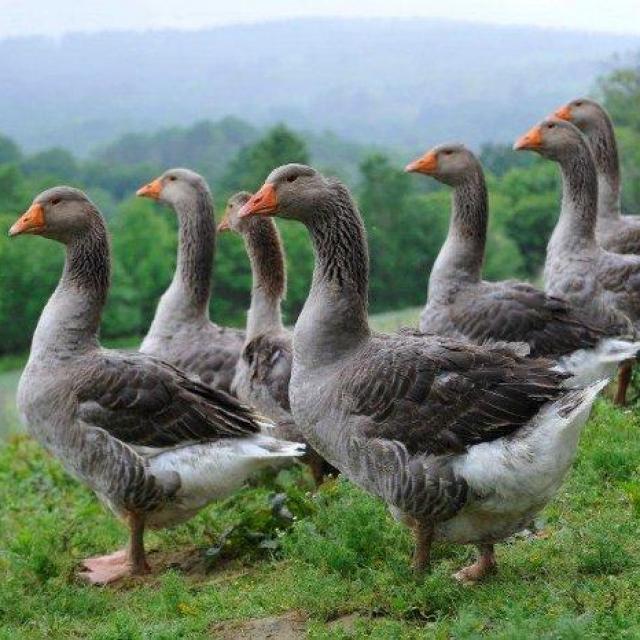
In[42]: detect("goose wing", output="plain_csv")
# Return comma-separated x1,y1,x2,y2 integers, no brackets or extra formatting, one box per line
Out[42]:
75,350,263,448
241,332,292,412
343,334,568,456
451,282,605,356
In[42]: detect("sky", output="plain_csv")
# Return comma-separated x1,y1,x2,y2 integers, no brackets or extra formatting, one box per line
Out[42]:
1,0,639,39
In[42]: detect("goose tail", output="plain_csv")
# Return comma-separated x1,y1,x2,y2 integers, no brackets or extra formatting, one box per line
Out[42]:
557,339,640,388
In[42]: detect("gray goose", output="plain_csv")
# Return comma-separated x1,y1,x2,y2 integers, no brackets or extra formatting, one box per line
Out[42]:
8,187,304,585
238,163,605,583
136,169,244,393
405,143,639,388
217,192,337,485
515,118,640,404
554,98,640,254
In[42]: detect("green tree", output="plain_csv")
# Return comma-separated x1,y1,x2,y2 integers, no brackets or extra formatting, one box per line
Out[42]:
0,135,21,165
221,125,310,193
108,198,177,336
21,148,78,182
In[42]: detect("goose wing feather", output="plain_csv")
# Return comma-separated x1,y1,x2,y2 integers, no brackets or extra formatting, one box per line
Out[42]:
241,332,292,412
76,351,262,448
450,282,606,356
343,334,568,456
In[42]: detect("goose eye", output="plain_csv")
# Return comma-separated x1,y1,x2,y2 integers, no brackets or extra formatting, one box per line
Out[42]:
548,123,555,129
51,198,61,205
168,176,177,182
286,175,297,183
443,150,453,156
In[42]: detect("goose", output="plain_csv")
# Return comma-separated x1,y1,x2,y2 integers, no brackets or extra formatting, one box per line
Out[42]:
136,169,244,393
8,186,304,585
217,192,337,485
405,143,639,388
514,118,640,405
237,163,605,583
554,98,640,254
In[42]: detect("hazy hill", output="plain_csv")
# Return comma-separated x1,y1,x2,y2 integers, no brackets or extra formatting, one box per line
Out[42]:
1,18,638,154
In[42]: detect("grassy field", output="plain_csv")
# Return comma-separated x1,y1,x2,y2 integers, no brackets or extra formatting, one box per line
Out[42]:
2,307,640,638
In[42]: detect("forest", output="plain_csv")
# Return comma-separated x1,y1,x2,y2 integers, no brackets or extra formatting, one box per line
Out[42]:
0,59,639,355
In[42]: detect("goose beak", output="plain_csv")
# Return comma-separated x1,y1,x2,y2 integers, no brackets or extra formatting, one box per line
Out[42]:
136,179,162,199
513,125,543,151
554,104,573,121
238,183,278,218
9,203,46,237
217,214,231,233
405,151,438,175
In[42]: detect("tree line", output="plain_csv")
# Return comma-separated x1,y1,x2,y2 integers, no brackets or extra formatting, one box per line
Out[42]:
1,60,639,355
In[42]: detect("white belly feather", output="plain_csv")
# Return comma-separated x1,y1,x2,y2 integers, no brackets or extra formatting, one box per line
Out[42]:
139,436,304,528
438,379,606,544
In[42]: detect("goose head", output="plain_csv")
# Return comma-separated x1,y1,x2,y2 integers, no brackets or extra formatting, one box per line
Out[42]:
553,97,606,134
405,143,478,186
513,118,585,162
136,168,209,208
237,164,328,223
9,186,97,243
217,191,252,234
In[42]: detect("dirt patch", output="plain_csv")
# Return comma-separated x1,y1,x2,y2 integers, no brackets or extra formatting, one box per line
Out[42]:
327,612,366,632
211,611,308,640
210,611,368,639
74,545,250,590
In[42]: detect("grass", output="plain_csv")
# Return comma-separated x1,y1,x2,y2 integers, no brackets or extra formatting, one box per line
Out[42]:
1,307,640,638
1,403,639,638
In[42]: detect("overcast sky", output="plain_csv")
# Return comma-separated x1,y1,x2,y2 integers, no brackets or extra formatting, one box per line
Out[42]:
1,0,639,39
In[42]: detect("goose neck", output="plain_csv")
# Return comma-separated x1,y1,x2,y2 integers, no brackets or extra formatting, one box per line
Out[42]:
293,183,370,366
244,218,286,339
429,167,487,300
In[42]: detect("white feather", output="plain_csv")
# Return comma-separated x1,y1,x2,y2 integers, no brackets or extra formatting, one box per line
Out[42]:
438,379,606,544
556,339,640,387
139,436,304,528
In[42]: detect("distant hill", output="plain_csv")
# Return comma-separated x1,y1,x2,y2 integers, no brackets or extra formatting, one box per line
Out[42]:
1,18,638,154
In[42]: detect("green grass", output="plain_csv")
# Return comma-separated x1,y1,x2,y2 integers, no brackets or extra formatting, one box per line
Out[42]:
2,308,640,638
1,401,639,638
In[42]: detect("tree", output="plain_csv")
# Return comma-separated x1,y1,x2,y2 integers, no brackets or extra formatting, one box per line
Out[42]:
0,135,21,165
20,148,78,182
108,198,178,336
599,57,640,131
221,125,310,193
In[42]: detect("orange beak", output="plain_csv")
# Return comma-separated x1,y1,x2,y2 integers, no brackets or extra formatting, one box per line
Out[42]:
554,104,573,121
238,183,278,218
513,125,543,151
217,213,231,233
405,151,438,175
8,203,46,237
136,178,163,199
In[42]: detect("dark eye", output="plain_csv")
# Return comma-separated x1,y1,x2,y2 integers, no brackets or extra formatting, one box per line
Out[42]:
51,198,61,205
443,150,453,156
575,101,583,107
548,123,556,129
286,175,297,183
168,176,177,182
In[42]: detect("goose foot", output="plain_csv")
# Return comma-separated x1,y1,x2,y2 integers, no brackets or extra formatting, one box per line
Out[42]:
411,522,434,576
79,549,149,585
79,512,150,585
453,544,496,585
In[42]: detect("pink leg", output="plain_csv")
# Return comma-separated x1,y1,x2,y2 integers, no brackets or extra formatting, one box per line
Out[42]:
79,513,150,585
453,544,497,584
